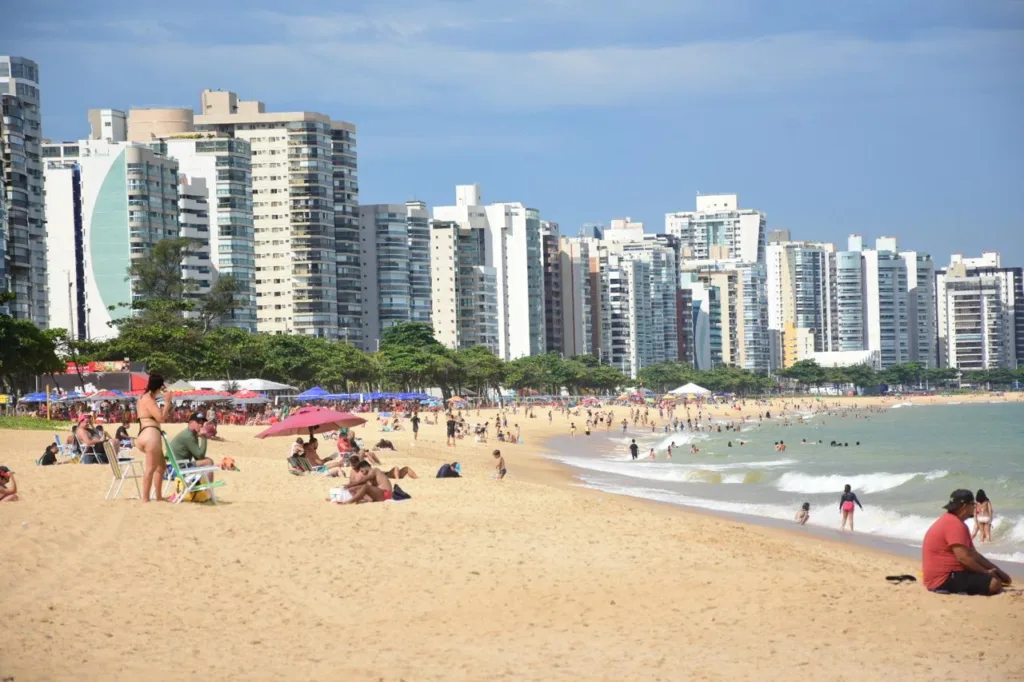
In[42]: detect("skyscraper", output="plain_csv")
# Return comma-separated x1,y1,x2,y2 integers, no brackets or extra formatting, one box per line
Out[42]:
357,202,432,350
766,240,836,367
540,221,563,354
0,56,47,325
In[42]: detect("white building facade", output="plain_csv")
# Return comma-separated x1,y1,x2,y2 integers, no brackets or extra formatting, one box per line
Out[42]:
666,194,766,264
43,140,180,339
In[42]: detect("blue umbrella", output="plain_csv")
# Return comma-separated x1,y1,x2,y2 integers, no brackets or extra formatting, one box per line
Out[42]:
19,392,48,402
296,386,329,401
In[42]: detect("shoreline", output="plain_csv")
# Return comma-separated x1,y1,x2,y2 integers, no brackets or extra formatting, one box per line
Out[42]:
535,401,1024,578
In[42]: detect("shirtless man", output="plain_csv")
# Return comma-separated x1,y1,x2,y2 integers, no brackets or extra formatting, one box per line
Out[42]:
342,461,394,503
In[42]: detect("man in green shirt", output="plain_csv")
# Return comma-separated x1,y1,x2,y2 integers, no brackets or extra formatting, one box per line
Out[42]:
169,412,216,482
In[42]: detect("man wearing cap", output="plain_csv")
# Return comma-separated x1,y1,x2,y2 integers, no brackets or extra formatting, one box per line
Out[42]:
922,489,1012,595
169,412,216,482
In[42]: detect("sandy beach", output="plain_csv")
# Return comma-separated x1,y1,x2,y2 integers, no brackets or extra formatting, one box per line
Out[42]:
2,394,1022,681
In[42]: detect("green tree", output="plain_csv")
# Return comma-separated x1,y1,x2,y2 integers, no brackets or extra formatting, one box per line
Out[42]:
0,311,64,393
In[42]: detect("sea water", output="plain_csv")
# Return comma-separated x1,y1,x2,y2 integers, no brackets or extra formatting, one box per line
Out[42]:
549,402,1024,563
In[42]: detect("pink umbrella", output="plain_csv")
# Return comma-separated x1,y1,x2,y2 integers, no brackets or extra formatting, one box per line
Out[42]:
255,406,366,439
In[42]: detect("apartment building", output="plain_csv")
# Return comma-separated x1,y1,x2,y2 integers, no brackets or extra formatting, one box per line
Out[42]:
0,56,47,325
937,252,1023,369
357,202,432,350
666,194,766,264
42,140,180,338
429,218,499,354
766,240,836,367
128,90,359,340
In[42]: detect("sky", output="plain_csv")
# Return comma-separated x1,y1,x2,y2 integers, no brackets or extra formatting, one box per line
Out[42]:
4,0,1023,264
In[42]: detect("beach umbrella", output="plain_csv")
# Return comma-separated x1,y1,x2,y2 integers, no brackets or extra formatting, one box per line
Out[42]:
255,406,366,439
18,392,48,403
448,396,464,403
295,386,329,401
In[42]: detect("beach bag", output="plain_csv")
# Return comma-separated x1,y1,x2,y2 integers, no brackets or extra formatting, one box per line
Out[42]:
392,485,411,501
175,477,213,503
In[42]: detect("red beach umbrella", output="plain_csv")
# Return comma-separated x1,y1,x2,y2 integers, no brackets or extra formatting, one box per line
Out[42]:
255,406,366,439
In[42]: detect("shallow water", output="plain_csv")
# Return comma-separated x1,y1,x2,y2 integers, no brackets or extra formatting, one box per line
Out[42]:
548,402,1024,563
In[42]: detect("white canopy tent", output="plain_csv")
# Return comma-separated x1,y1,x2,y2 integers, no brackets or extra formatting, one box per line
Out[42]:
190,379,297,392
669,382,711,395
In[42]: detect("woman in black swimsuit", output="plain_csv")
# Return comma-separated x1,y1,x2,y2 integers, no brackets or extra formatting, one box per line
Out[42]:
136,374,174,502
839,484,864,532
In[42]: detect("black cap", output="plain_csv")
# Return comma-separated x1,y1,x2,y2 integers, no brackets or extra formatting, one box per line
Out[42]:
187,411,207,423
0,465,12,475
943,489,975,512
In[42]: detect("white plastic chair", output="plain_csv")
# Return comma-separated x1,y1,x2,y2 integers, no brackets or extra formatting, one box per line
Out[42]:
103,442,143,500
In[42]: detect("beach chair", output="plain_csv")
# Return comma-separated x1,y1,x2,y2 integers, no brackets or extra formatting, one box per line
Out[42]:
103,441,143,500
161,434,225,504
53,433,75,459
288,456,328,475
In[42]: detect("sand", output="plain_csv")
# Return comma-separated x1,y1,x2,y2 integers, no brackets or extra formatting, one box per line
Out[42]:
2,394,1022,681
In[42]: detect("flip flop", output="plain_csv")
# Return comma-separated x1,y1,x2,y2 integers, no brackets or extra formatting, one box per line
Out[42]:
885,575,917,583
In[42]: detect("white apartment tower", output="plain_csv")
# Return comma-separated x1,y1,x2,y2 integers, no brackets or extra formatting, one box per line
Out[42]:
42,140,180,339
434,185,546,360
936,252,1023,369
0,56,47,325
128,90,359,341
88,108,127,142
666,194,766,264
177,174,214,308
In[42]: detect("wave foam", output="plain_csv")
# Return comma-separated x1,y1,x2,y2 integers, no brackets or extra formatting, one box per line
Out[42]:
775,470,949,494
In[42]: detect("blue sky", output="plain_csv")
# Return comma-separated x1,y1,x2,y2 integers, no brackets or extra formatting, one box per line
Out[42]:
5,0,1024,264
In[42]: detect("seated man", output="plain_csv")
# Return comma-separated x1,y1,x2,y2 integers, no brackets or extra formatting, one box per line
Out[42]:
923,489,1012,595
114,420,134,450
341,460,394,504
436,462,461,478
169,412,216,483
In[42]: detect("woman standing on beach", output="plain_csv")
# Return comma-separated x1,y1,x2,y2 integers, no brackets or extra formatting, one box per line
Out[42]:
973,489,994,542
839,484,863,532
137,374,174,503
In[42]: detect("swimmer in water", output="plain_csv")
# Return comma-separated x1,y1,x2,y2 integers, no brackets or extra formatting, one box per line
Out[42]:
795,502,810,526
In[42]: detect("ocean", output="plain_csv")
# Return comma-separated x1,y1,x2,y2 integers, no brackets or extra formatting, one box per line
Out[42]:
548,401,1024,564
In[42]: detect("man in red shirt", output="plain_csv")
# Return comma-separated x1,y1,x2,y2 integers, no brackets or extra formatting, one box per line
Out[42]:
922,489,1012,595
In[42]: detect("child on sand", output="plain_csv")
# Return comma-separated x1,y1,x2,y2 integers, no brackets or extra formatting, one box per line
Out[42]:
795,502,810,525
493,450,506,480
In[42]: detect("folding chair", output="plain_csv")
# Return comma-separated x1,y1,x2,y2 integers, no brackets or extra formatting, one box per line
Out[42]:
161,434,225,504
103,441,142,500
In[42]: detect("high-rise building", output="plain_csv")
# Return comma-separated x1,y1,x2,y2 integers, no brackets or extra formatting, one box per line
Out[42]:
833,249,866,352
596,236,679,377
557,236,593,357
682,260,770,372
766,240,836,367
42,140,180,339
936,252,1023,370
0,151,6,316
128,90,359,341
41,162,84,337
429,219,499,354
149,136,257,331
1,56,47,325
357,202,432,350
679,275,722,370
434,185,546,360
541,221,563,354
901,251,936,367
666,194,766,264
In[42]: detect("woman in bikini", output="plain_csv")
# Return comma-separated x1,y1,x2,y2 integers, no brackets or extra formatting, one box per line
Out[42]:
136,374,174,502
973,489,994,543
839,483,864,532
